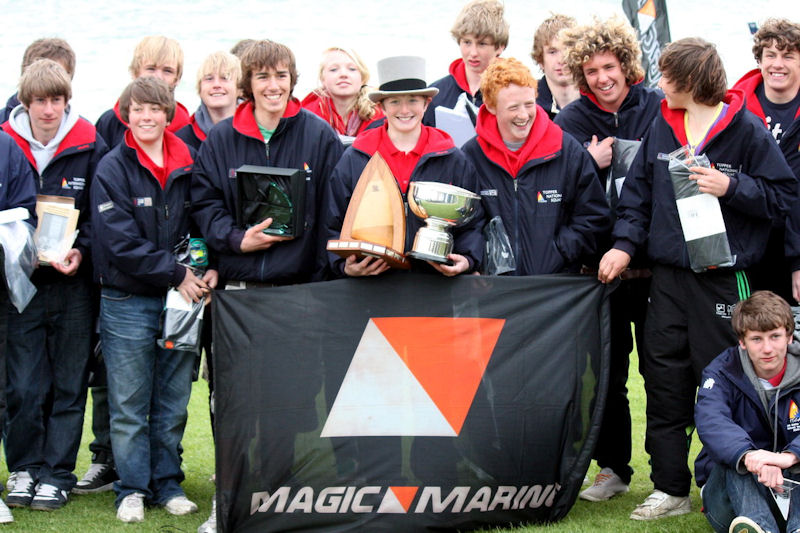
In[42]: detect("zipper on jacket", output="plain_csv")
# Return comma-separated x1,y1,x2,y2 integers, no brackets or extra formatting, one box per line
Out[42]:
614,112,619,129
513,178,520,263
265,140,270,164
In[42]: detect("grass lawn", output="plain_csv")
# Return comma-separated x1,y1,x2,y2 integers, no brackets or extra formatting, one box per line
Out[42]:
0,349,712,532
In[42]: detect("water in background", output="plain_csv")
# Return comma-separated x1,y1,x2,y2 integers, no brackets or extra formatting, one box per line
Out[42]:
0,0,798,123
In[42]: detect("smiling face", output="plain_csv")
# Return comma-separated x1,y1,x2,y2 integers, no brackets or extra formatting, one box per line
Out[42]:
127,99,167,147
320,50,363,100
251,63,291,126
459,33,504,77
199,72,238,113
487,83,537,144
27,94,66,144
541,38,571,87
759,43,800,103
582,50,630,112
741,327,791,380
380,94,429,136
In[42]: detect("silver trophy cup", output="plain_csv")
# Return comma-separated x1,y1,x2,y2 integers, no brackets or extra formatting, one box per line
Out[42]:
407,181,481,263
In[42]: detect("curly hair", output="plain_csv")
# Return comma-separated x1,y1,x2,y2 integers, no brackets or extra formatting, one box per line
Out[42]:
316,47,377,122
659,38,726,106
480,57,538,109
561,16,643,93
752,18,800,62
531,14,576,67
450,0,509,48
732,290,794,339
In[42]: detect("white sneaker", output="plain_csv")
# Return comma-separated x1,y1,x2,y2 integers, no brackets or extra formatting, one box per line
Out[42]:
117,492,145,523
579,467,630,501
630,489,691,520
729,515,767,533
0,498,13,524
197,494,217,533
5,473,16,494
164,494,198,516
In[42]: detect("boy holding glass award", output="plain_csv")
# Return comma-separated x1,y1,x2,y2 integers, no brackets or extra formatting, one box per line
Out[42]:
598,38,797,521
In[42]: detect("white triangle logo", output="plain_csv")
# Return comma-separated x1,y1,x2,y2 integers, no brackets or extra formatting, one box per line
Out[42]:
320,319,456,437
376,489,408,514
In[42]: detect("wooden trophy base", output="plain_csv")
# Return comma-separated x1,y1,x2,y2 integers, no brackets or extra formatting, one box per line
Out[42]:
327,240,410,270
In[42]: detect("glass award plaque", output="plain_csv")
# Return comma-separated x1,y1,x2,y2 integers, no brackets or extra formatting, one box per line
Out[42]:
235,165,306,238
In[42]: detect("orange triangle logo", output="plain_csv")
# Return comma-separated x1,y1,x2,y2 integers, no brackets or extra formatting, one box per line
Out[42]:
390,486,418,512
373,317,504,434
638,0,656,18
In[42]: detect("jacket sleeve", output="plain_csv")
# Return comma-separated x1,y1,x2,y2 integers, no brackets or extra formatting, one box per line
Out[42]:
1,136,37,219
191,134,245,255
610,129,654,257
554,135,612,263
695,362,758,471
450,152,485,272
720,119,797,221
91,157,185,288
74,134,109,262
324,148,361,278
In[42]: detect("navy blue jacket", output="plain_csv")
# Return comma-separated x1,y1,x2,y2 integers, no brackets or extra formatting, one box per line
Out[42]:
734,69,800,271
0,131,36,216
695,345,800,486
90,131,196,296
612,91,797,270
554,82,663,145
422,59,481,127
463,106,610,274
175,117,205,151
2,117,107,281
536,76,562,120
325,124,484,277
192,99,343,284
0,93,20,124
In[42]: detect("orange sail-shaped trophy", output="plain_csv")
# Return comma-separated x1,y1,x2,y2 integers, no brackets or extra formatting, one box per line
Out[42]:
327,152,410,269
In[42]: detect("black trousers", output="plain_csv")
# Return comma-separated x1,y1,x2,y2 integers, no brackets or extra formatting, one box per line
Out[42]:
641,265,743,496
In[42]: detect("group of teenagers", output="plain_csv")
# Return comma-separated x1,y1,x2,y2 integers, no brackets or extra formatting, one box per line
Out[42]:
0,0,798,532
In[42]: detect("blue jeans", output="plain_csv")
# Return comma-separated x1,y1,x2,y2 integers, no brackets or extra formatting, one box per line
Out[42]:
100,287,194,506
5,277,92,490
703,463,800,533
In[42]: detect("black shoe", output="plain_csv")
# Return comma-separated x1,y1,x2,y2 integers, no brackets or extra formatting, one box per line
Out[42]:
30,483,68,511
5,471,35,508
72,463,117,494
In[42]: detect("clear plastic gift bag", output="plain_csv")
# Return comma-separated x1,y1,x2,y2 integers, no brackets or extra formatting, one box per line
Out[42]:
0,208,37,312
482,216,516,275
158,289,205,354
667,145,735,272
608,138,641,212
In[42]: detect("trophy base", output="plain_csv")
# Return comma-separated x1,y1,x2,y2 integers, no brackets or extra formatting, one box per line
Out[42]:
407,250,454,266
327,240,410,270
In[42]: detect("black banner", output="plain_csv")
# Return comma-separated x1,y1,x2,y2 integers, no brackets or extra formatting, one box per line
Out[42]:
623,0,672,88
214,273,612,531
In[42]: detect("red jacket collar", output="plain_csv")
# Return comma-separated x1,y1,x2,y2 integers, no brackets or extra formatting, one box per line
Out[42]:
232,98,302,139
352,123,455,157
660,89,746,147
189,114,207,142
124,128,193,182
733,68,800,125
475,104,562,177
1,117,98,170
449,58,472,95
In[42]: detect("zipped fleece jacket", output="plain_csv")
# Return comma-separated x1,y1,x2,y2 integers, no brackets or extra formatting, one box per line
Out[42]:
2,111,108,281
325,124,484,277
695,344,800,486
90,130,196,296
611,90,797,270
192,99,344,284
462,105,610,274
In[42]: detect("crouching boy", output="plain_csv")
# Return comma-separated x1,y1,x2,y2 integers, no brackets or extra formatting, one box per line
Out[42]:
696,290,800,533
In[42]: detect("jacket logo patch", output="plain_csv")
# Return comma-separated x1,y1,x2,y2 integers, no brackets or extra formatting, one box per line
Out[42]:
712,162,741,179
133,197,153,207
538,190,562,203
304,162,312,181
98,201,114,213
61,176,85,191
702,378,714,389
787,400,800,432
480,189,498,197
